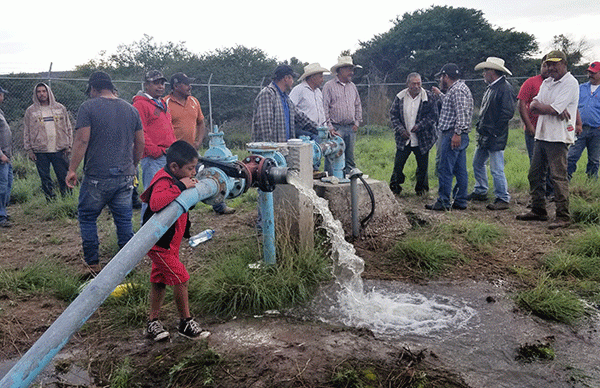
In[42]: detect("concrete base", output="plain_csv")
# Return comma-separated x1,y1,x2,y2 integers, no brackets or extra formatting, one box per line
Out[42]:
313,178,410,241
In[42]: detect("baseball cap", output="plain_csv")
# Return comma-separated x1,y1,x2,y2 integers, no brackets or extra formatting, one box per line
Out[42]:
588,62,600,73
0,85,9,95
435,63,461,78
272,64,298,80
170,72,194,86
145,70,167,83
85,71,114,94
544,50,567,63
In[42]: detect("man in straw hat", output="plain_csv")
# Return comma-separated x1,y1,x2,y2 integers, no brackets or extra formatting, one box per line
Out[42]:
322,56,363,175
516,50,580,229
469,57,516,210
252,64,318,143
426,63,473,211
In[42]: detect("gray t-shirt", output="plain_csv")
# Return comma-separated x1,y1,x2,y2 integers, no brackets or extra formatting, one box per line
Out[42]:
76,97,142,177
0,108,11,159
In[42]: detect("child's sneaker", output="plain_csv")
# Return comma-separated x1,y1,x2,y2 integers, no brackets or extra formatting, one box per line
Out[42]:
146,319,170,341
178,318,210,339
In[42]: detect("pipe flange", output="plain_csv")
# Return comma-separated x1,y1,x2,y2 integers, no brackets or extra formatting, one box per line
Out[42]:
197,167,227,205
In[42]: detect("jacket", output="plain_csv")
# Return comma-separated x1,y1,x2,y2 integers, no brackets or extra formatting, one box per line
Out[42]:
252,82,317,142
476,76,516,151
389,88,439,154
23,83,73,153
132,92,176,158
140,167,190,250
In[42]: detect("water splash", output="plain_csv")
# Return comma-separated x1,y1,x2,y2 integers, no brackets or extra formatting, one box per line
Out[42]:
287,174,476,336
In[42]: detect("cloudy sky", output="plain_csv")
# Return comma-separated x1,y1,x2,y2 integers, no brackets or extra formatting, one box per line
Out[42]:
1,0,597,75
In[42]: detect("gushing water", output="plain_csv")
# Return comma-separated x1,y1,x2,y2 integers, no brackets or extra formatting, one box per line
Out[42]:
287,174,476,336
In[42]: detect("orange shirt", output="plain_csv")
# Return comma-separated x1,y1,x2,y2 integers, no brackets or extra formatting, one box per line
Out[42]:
164,94,204,145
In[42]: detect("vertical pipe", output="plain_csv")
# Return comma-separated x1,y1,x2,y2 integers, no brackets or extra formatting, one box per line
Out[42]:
0,179,220,388
351,175,360,238
258,189,276,265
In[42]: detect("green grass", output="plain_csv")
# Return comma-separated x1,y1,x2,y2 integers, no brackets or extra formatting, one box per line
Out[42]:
543,250,600,280
440,219,504,251
386,235,462,275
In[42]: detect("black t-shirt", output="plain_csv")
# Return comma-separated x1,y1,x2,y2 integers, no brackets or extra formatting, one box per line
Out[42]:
75,97,142,177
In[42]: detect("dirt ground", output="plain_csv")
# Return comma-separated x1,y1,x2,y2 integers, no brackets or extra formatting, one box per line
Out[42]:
0,187,574,387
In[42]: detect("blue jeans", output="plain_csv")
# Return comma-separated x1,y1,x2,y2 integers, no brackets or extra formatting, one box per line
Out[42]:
328,124,356,174
567,125,600,179
78,175,134,265
0,162,13,221
140,155,166,222
436,131,469,208
472,147,510,203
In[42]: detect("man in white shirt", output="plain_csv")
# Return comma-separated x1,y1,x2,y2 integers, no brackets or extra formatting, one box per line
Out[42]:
517,50,580,229
289,63,328,131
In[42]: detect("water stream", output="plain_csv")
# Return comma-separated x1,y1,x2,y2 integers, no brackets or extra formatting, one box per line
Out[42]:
288,175,600,388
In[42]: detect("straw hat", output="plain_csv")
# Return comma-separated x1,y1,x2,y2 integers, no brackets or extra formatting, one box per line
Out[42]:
298,63,329,81
474,57,512,76
330,56,362,73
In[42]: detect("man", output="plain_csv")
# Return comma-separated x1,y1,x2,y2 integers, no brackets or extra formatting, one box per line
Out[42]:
133,70,176,219
66,71,145,274
289,62,329,174
0,85,12,228
252,64,318,142
389,72,439,195
567,61,600,179
426,63,474,211
516,51,580,229
23,83,73,200
469,57,516,210
165,72,234,214
322,56,363,174
518,56,553,199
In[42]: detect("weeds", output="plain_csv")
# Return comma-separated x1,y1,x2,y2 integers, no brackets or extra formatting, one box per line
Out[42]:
570,196,600,224
387,235,461,275
167,347,220,387
109,357,133,388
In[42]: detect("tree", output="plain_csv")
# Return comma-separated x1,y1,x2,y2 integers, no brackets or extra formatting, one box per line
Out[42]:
353,6,538,83
550,34,590,66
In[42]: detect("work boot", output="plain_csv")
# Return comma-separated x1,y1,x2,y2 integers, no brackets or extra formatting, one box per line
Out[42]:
516,211,548,221
548,218,571,230
467,192,488,201
486,199,509,210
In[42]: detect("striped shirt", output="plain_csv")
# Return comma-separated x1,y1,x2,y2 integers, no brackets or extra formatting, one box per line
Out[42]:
322,77,362,129
437,80,473,135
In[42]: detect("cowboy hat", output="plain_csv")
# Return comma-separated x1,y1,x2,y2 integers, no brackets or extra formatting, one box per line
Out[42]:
298,63,329,81
475,57,512,75
331,56,362,73
474,57,512,76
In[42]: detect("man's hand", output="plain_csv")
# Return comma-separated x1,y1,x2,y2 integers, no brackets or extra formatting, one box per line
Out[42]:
558,109,571,121
28,150,36,162
451,133,462,149
432,86,442,95
0,154,9,164
575,123,583,135
352,125,358,132
399,129,410,139
410,124,420,133
524,123,536,137
66,170,78,189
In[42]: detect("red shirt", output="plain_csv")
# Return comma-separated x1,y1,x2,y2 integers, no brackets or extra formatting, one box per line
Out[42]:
517,75,544,130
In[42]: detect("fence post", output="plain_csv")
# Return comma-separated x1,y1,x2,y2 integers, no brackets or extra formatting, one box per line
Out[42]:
207,73,214,131
47,62,53,89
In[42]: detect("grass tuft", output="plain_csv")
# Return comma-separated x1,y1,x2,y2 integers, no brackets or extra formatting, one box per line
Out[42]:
387,236,462,274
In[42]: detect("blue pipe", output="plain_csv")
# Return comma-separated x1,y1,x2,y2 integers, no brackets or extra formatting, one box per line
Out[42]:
0,178,220,388
258,190,276,265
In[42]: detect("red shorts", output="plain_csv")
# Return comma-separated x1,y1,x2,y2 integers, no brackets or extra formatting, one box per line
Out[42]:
148,250,190,286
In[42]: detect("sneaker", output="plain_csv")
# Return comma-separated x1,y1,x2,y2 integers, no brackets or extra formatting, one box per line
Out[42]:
178,318,210,339
467,192,488,202
216,206,236,215
516,211,548,221
0,218,12,228
486,199,509,210
147,319,170,341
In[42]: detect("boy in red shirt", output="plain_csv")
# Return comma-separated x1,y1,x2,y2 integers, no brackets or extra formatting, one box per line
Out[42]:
140,140,209,341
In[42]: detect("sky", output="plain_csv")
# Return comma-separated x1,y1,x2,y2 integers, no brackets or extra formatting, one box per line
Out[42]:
1,0,597,75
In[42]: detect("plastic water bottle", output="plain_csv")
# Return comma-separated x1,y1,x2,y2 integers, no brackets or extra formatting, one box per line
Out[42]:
189,229,215,247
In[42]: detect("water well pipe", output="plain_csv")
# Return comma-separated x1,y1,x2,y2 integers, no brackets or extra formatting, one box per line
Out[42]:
0,178,223,388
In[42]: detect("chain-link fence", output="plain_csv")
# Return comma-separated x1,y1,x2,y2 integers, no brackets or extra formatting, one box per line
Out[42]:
0,73,589,154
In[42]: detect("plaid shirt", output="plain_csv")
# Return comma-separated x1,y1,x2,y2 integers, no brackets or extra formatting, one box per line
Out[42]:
252,82,317,142
322,77,362,129
437,80,473,135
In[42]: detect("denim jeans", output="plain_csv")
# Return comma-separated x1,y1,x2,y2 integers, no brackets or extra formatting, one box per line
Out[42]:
78,175,134,265
35,151,70,199
390,146,429,193
0,162,13,221
472,146,510,203
567,125,600,179
436,131,469,208
140,155,167,222
327,123,356,174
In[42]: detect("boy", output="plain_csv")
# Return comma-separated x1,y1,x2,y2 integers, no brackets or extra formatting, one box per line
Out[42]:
140,140,209,341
